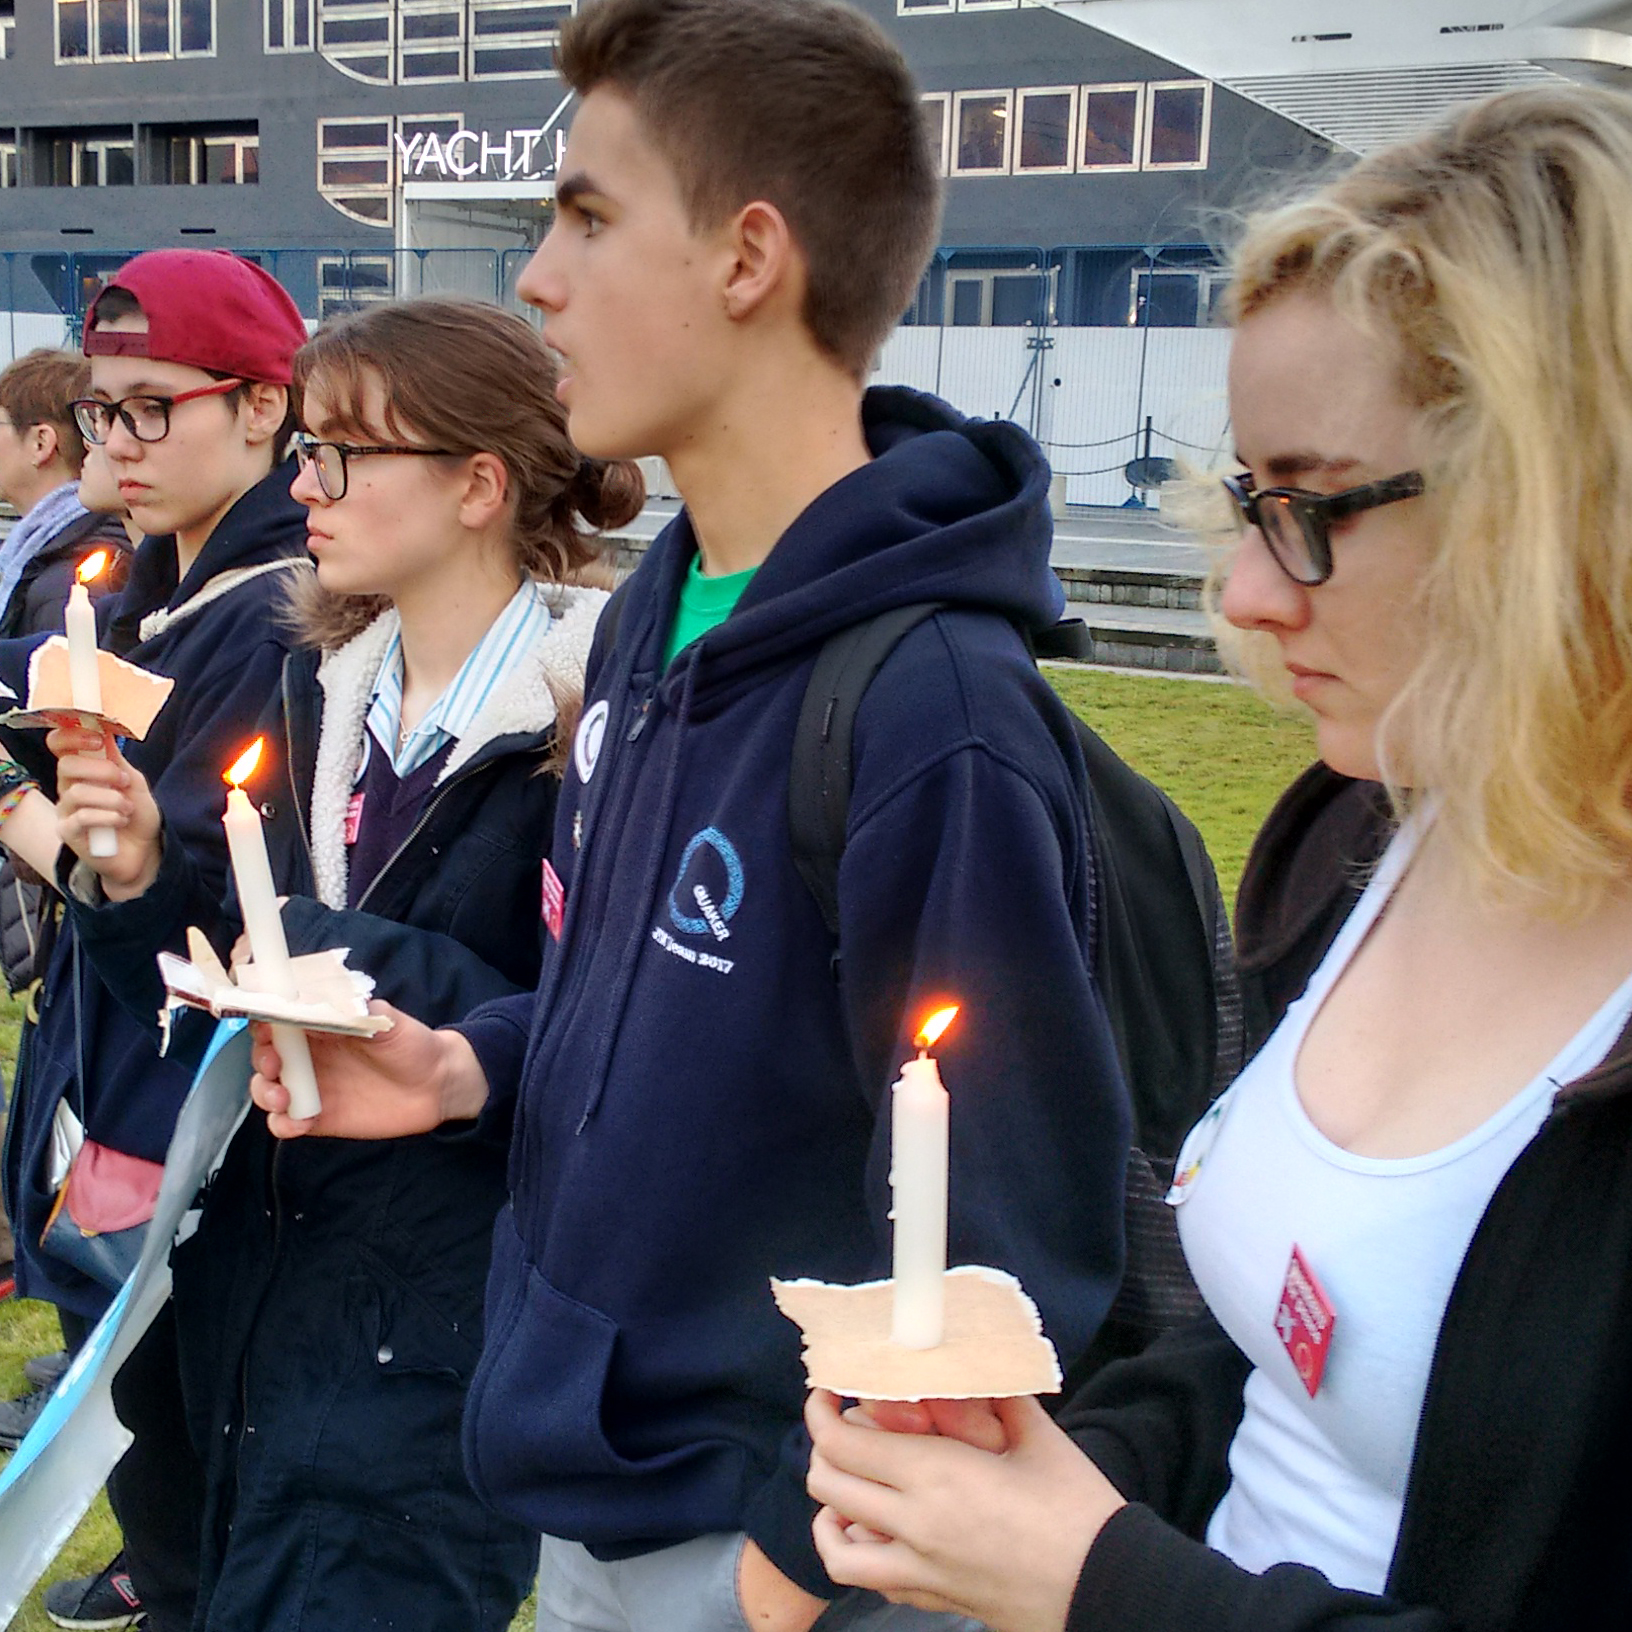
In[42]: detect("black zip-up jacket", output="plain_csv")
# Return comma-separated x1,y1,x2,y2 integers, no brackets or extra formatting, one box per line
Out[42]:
0,463,306,1318
66,591,606,1631
0,508,132,996
1060,763,1632,1632
0,506,133,643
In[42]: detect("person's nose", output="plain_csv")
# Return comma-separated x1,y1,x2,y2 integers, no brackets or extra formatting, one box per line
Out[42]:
100,412,143,465
1219,524,1313,636
516,232,565,315
288,454,328,508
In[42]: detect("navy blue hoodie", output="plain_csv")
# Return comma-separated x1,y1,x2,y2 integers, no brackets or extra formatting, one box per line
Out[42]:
455,389,1131,1594
0,462,306,1316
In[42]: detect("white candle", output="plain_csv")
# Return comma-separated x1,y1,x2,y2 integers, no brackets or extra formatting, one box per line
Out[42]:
66,553,116,858
222,744,321,1119
65,579,103,715
890,1008,957,1349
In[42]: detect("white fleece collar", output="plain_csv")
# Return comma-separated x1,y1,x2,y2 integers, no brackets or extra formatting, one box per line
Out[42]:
307,584,608,909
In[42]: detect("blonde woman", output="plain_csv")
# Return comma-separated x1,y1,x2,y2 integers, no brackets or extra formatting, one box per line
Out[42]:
804,85,1632,1632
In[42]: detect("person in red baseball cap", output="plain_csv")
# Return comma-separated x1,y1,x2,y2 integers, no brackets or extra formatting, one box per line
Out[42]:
76,249,306,571
0,249,312,1632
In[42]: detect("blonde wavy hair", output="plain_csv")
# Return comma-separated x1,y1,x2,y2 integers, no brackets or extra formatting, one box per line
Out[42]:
1215,84,1632,913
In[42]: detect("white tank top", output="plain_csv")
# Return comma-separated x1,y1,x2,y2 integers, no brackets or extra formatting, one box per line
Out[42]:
1173,821,1632,1593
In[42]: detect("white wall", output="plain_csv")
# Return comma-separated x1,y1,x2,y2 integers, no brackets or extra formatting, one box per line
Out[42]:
874,324,1233,505
0,314,73,366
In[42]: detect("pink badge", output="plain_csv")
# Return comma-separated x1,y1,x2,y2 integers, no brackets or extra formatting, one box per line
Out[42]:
541,858,565,941
1275,1244,1337,1398
344,791,364,847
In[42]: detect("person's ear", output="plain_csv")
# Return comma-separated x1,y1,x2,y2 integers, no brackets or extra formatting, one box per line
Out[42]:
456,450,510,532
29,422,59,470
721,199,801,325
240,382,289,448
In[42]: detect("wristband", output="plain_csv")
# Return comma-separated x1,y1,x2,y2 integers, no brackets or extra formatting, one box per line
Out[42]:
0,782,34,825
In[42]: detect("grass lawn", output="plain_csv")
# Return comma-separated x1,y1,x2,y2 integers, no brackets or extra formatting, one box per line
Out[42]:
0,669,1311,1632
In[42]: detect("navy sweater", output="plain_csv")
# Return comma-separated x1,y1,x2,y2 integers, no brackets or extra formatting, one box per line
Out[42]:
454,389,1132,1594
0,462,306,1316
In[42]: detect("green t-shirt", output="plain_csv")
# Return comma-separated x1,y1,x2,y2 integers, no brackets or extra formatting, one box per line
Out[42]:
661,556,757,667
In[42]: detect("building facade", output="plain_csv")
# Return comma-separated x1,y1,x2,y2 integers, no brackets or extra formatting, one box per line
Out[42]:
0,0,1335,334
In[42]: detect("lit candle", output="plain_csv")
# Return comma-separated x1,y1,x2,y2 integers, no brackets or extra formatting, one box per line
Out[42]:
221,738,321,1119
890,1004,958,1349
67,550,116,859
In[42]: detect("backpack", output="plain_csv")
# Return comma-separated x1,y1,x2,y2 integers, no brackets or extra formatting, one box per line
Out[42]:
787,605,1244,1377
788,605,1238,1162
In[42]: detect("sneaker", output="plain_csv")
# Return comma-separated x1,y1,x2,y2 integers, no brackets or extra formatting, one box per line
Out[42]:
23,1349,69,1391
43,1554,143,1629
0,1385,48,1450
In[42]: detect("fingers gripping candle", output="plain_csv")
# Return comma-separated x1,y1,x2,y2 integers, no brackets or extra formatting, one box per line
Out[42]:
890,1004,958,1349
222,739,321,1119
67,551,117,859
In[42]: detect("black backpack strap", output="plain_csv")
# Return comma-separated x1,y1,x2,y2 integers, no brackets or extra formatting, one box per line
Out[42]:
788,604,943,939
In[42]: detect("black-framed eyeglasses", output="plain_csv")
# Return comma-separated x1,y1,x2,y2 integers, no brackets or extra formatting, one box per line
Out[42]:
290,432,460,501
70,377,246,447
1222,470,1425,586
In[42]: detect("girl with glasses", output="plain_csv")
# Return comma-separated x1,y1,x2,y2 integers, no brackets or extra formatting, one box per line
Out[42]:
50,295,642,1631
803,85,1632,1632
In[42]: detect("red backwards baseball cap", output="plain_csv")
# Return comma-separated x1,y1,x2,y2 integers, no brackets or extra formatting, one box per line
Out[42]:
82,249,308,385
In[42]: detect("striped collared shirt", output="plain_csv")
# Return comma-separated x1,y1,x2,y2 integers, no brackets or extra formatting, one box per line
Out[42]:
366,578,552,777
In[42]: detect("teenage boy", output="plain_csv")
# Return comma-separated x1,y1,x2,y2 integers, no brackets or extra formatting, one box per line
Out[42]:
0,250,309,1632
252,4,1129,1630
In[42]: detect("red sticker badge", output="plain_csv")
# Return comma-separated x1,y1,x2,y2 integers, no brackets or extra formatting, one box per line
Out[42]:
1275,1245,1337,1398
344,791,365,847
541,858,566,942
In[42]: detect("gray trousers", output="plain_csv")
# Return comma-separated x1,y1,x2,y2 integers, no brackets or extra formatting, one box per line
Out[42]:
535,1532,987,1632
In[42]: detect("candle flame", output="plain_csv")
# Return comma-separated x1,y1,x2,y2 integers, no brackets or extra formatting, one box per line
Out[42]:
76,549,110,585
224,738,265,788
914,1005,960,1051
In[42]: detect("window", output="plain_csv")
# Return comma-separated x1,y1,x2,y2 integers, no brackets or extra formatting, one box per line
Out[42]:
57,0,212,61
1129,265,1221,327
469,0,568,80
0,143,16,188
0,3,13,58
164,127,259,184
265,0,314,50
314,0,568,83
919,93,949,177
47,132,136,186
951,90,1010,177
319,0,391,81
896,0,954,12
400,0,462,79
1078,84,1143,172
393,111,462,180
1015,86,1075,174
137,0,169,55
1143,80,1211,170
317,254,395,319
58,0,89,59
957,0,1018,9
948,266,1052,326
317,116,392,222
177,0,211,53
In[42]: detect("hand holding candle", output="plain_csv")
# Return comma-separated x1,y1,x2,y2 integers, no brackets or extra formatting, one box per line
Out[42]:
221,738,321,1119
891,1004,958,1349
66,551,116,859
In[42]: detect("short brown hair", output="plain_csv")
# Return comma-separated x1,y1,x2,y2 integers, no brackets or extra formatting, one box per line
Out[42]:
0,348,91,474
559,0,942,377
288,295,644,650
